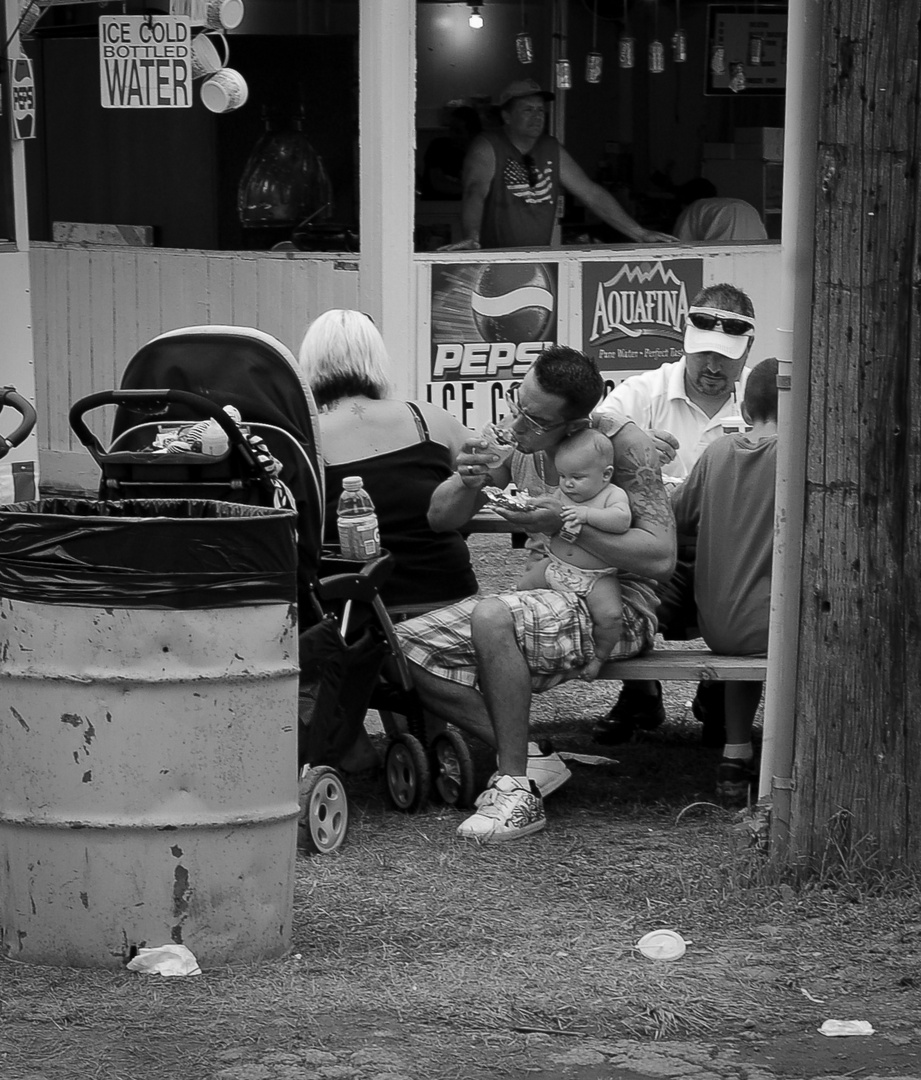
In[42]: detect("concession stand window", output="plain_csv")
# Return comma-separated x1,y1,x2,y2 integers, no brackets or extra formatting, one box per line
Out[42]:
21,1,787,253
415,0,787,249
22,1,359,251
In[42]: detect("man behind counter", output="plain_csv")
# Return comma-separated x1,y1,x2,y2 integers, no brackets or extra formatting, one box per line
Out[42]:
453,79,675,251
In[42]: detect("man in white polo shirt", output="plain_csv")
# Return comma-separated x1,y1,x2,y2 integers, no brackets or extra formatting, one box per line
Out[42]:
592,283,756,744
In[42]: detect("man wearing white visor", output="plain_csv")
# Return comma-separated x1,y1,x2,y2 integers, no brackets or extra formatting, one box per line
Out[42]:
592,283,756,744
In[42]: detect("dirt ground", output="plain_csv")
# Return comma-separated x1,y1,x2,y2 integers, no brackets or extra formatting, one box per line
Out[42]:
2,535,919,1079
3,759,919,1080
4,742,919,1080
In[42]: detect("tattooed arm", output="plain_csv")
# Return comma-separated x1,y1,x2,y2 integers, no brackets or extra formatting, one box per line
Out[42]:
571,421,677,583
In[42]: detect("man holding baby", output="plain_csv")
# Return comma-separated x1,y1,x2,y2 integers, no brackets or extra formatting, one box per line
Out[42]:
394,345,675,843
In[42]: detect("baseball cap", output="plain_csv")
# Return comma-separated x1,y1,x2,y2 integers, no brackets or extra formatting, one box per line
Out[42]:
498,79,555,108
683,306,755,360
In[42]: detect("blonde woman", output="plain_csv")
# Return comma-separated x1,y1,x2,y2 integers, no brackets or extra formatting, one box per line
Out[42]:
298,309,478,608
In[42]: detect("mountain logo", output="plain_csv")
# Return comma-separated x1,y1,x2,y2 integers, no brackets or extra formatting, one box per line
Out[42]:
587,261,692,346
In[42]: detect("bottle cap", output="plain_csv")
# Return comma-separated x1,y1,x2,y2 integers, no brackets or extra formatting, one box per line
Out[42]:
343,476,363,489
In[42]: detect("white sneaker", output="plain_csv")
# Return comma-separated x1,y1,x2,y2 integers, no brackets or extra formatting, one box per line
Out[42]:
481,742,572,803
457,775,546,842
525,741,572,797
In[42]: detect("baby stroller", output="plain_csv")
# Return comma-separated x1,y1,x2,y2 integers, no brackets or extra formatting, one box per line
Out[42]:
68,326,465,849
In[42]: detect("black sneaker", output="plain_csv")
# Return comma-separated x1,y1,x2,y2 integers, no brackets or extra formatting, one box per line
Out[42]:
692,681,726,747
716,757,756,805
592,682,666,745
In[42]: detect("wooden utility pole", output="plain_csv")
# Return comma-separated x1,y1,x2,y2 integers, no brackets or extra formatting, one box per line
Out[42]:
792,1,921,867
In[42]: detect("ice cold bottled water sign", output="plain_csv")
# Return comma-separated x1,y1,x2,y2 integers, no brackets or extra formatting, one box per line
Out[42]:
100,16,193,108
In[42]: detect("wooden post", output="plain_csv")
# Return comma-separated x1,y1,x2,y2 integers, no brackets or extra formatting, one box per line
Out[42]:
792,0,921,868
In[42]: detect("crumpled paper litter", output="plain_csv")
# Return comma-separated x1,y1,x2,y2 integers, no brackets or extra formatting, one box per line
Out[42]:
126,943,202,977
818,1019,874,1037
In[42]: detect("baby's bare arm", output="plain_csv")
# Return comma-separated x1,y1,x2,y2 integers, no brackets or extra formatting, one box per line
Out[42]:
580,485,632,534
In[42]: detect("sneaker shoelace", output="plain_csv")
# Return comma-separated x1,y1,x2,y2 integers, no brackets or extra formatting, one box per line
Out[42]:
474,784,528,821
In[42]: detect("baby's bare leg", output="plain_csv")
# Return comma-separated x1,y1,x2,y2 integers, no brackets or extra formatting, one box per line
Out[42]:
580,576,624,681
515,557,550,591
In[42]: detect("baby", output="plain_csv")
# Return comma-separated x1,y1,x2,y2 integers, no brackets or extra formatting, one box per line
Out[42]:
517,428,631,681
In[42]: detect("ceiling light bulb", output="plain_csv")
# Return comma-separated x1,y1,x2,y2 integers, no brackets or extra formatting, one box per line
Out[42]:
469,6,484,29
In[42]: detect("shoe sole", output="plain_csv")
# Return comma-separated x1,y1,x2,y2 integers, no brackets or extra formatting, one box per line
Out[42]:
457,816,547,843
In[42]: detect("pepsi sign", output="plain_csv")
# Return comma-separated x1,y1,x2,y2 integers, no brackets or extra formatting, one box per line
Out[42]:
470,262,555,345
429,260,558,430
9,57,36,140
431,261,557,381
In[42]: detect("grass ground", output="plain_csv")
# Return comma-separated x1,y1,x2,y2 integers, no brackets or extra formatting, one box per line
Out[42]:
2,536,919,1079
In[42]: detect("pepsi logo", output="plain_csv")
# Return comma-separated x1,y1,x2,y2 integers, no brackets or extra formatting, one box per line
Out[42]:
471,262,555,344
10,58,35,140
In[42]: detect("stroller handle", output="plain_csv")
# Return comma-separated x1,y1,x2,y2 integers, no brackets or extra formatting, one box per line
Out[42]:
69,388,278,500
0,386,38,460
70,388,253,451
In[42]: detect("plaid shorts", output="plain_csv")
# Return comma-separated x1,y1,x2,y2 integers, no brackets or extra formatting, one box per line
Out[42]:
395,583,657,694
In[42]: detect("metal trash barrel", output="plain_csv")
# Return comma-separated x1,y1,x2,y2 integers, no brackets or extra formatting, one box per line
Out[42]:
0,498,300,969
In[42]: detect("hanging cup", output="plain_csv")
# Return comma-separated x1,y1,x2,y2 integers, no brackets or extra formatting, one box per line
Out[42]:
190,31,229,80
200,67,249,113
203,0,245,31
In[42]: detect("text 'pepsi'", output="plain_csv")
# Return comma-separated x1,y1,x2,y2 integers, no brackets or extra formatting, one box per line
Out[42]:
431,341,547,380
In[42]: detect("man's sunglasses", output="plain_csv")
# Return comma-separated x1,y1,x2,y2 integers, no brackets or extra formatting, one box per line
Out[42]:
687,310,755,337
505,382,567,436
522,154,541,188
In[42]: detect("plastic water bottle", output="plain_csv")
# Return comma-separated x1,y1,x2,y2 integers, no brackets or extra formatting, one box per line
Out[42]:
337,476,381,561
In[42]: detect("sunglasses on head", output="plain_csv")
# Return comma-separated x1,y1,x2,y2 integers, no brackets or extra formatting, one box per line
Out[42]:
521,154,541,188
687,310,754,337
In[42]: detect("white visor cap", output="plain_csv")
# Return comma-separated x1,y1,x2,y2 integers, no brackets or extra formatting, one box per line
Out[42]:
683,307,754,360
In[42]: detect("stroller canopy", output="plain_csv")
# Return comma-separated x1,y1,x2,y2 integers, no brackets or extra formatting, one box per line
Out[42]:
113,325,324,579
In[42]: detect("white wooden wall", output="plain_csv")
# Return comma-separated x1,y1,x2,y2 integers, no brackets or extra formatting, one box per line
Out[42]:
30,244,360,491
31,240,783,493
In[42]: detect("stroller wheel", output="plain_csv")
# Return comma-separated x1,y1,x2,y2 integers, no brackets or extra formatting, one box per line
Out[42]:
297,766,349,855
383,733,431,813
430,730,475,808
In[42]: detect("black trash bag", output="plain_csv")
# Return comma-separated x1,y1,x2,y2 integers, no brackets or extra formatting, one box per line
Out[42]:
297,616,390,770
0,498,297,609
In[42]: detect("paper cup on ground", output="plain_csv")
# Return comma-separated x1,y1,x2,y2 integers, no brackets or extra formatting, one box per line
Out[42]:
636,929,687,960
200,67,248,113
190,31,229,79
204,0,245,30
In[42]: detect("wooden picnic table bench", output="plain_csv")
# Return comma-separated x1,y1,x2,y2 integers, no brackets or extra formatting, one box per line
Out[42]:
465,510,768,685
597,649,766,682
